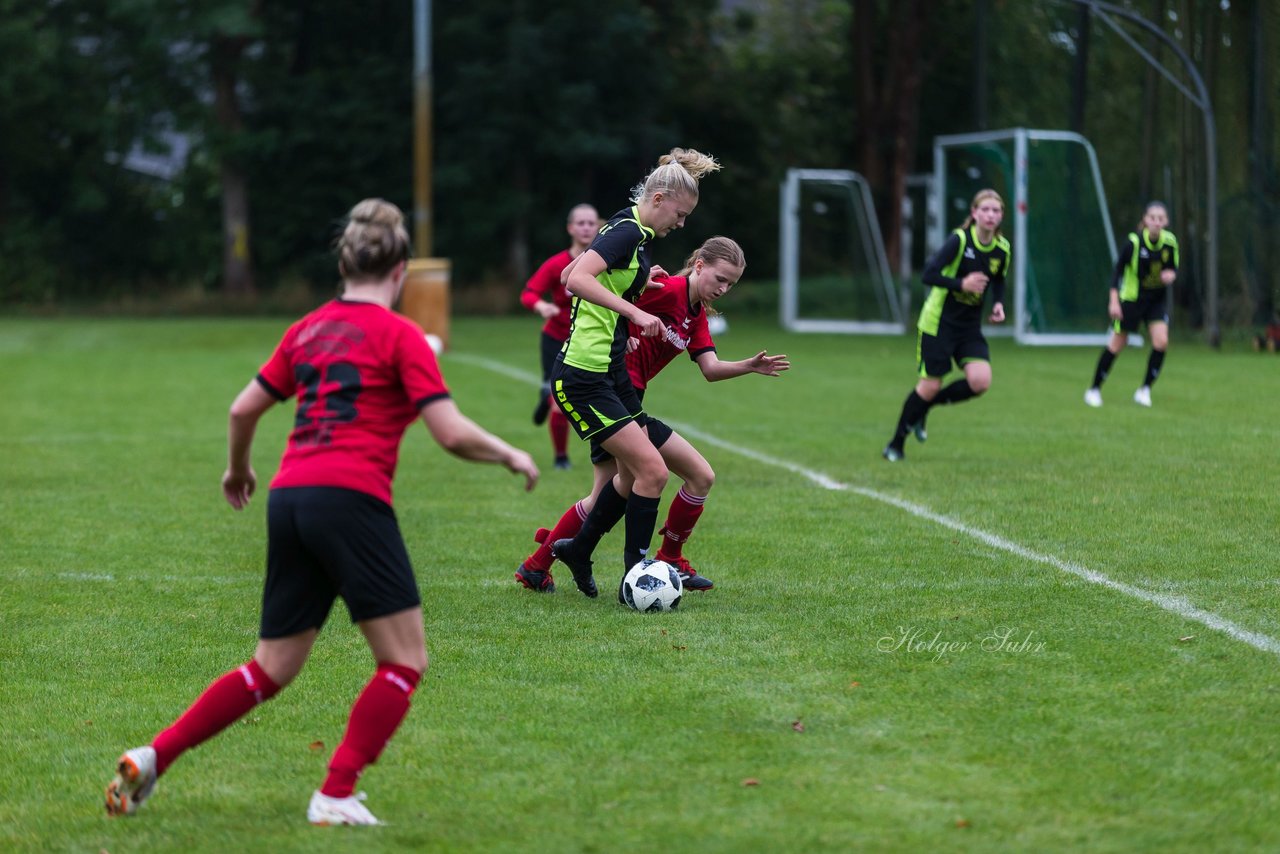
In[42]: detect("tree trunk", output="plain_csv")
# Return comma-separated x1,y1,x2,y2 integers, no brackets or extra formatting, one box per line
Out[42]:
212,33,255,297
883,0,930,276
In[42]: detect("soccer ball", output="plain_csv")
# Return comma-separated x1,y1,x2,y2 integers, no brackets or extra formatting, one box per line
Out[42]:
621,559,683,612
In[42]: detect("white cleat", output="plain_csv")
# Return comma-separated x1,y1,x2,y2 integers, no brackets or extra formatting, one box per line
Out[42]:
1133,386,1152,407
308,790,382,826
1084,388,1103,408
105,746,158,817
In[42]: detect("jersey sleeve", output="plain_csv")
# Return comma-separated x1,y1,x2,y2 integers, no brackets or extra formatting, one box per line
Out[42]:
521,253,562,311
687,313,715,360
1111,237,1135,290
396,323,451,409
1165,234,1180,271
255,325,298,401
589,220,643,271
921,233,964,291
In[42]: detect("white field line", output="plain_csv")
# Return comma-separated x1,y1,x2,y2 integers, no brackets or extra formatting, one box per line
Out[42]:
450,352,1280,658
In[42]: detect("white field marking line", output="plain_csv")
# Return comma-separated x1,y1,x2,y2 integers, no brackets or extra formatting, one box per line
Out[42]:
451,352,1280,658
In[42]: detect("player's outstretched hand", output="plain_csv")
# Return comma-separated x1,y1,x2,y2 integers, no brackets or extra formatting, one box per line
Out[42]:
505,450,540,492
749,350,790,377
223,467,257,510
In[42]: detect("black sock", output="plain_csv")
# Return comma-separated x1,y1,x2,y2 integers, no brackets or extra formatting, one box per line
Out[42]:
574,480,628,554
1143,349,1165,387
1091,349,1117,389
891,391,930,446
933,379,976,406
622,493,661,570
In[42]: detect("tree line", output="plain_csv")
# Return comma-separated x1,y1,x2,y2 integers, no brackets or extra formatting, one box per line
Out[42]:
1,0,1274,329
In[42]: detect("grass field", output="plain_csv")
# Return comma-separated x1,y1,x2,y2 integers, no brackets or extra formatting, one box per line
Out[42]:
2,314,1277,852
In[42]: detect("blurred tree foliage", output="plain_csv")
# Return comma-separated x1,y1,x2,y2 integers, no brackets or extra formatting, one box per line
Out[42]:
0,0,1275,327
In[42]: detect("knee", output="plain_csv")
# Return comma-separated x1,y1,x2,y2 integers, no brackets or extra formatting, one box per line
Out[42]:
637,460,669,495
969,376,991,395
687,467,715,496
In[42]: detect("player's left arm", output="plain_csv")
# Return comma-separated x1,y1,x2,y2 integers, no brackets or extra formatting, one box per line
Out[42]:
694,349,790,382
988,251,1009,324
1160,235,1179,285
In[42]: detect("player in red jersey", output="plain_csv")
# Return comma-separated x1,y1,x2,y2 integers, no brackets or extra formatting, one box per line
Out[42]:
516,236,788,597
105,199,538,827
520,203,600,469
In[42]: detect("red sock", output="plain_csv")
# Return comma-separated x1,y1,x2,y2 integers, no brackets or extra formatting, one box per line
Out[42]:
549,405,569,457
523,501,587,572
151,659,281,775
321,663,421,798
656,487,706,561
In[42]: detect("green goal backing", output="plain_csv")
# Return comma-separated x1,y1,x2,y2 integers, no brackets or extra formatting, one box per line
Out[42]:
933,129,1118,345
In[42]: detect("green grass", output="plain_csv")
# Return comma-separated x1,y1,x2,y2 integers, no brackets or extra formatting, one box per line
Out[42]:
2,315,1278,852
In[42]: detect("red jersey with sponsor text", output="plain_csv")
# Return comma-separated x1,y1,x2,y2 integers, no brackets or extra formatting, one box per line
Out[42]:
256,299,450,505
519,249,575,341
625,275,717,389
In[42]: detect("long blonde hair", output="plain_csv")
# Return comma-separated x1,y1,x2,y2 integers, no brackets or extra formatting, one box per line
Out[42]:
960,188,1004,237
630,147,721,205
336,198,411,282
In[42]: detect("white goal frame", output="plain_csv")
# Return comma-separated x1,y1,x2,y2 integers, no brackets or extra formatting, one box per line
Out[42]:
778,168,903,335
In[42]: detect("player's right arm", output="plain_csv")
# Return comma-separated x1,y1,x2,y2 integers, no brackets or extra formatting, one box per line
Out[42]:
564,249,664,337
223,380,278,509
521,255,562,319
1108,239,1134,319
922,233,987,295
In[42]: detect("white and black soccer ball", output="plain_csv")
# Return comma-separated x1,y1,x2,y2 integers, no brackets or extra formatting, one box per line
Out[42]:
621,559,683,612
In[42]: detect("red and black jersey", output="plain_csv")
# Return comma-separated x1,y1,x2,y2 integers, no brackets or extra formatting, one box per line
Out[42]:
625,275,716,389
519,249,575,341
256,299,450,505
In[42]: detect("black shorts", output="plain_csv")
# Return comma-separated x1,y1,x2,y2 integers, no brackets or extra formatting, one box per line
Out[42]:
539,331,565,384
590,415,674,464
1115,288,1169,333
261,487,420,638
917,324,989,379
551,361,643,444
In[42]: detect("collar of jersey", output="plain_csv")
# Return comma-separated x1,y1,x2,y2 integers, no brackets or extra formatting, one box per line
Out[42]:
967,224,998,252
631,206,656,242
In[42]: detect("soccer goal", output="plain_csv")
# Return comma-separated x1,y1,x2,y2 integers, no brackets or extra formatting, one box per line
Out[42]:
778,169,903,334
933,128,1118,345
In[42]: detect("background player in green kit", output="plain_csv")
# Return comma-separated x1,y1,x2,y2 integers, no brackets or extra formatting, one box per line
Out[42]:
548,147,721,597
1084,201,1179,408
883,188,1010,462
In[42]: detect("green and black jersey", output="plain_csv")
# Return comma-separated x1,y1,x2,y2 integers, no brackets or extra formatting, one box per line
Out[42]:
1113,228,1179,301
560,206,654,373
917,225,1011,335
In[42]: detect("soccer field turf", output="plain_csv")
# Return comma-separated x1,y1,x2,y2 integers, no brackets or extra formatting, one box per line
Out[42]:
2,315,1277,852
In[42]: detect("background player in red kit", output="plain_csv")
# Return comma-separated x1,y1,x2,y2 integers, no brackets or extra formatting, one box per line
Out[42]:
520,204,600,469
516,236,788,596
104,199,538,826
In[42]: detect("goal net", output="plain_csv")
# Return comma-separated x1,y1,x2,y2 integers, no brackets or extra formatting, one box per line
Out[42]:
934,129,1118,345
778,169,903,334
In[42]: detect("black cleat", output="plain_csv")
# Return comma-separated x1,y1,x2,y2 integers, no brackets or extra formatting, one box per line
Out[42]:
551,538,597,598
515,563,555,593
906,418,927,443
532,385,552,425
553,456,571,470
665,555,713,591
882,444,904,462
